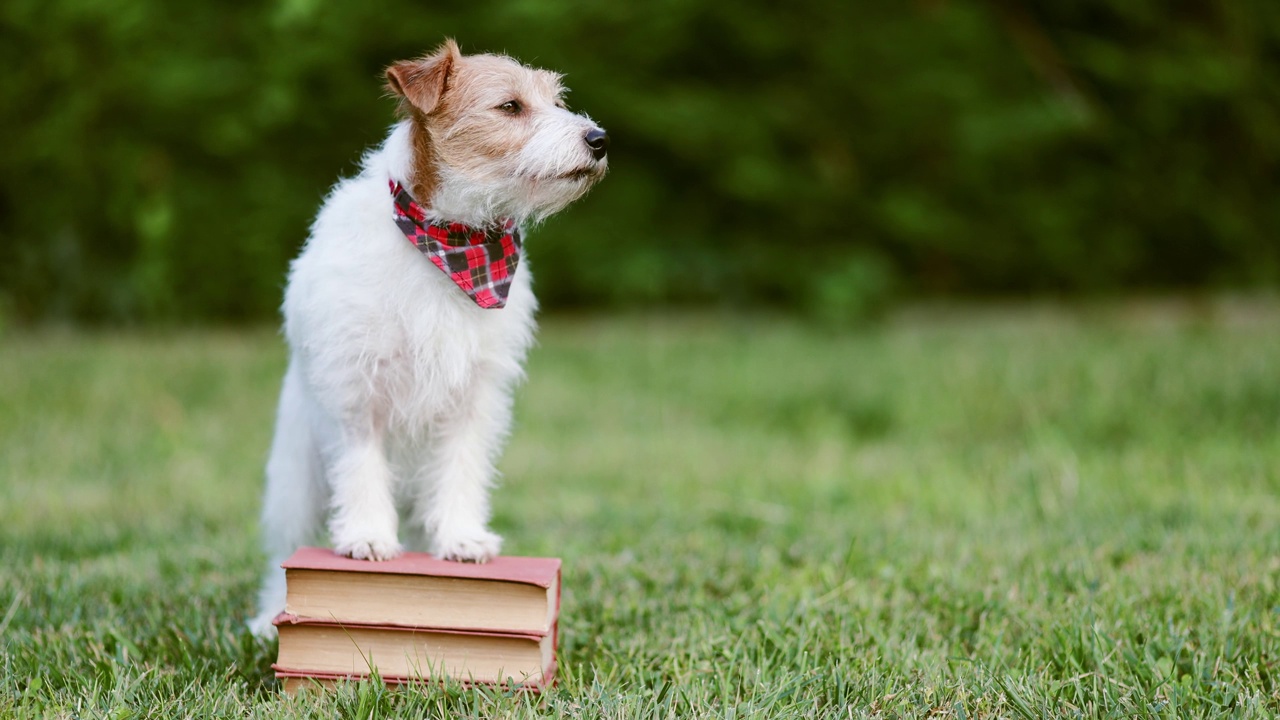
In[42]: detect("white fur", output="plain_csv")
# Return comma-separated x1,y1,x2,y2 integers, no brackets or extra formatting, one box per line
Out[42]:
249,106,601,637
430,106,604,226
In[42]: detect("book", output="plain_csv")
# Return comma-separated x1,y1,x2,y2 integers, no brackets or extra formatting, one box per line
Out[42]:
272,614,555,688
271,547,562,692
281,547,560,634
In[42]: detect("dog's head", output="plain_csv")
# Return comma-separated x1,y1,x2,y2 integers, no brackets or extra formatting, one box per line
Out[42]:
386,40,608,225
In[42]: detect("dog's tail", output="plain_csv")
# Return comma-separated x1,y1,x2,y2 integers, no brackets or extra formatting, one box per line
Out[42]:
251,357,327,637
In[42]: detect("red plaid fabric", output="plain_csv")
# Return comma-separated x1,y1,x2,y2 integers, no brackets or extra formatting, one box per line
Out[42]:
389,180,522,309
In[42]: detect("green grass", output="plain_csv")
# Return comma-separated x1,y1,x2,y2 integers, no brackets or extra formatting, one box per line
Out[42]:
2,299,1279,718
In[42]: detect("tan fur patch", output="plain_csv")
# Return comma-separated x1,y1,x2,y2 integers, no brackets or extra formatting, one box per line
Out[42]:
384,40,605,220
385,40,460,116
429,55,560,177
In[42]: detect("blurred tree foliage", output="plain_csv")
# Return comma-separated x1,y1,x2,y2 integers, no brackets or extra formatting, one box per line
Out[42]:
1,0,1277,323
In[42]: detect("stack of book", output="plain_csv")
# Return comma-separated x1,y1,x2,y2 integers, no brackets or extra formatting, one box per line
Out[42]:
271,546,561,693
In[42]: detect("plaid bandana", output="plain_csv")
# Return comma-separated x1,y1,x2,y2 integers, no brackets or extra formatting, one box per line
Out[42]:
389,180,522,309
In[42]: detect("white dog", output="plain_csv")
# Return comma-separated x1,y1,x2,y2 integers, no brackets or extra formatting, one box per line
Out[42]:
249,40,607,637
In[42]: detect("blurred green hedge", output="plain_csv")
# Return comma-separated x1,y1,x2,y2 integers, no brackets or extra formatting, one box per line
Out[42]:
2,1,1277,323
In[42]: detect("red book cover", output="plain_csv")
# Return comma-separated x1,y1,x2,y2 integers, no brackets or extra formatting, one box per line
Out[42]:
281,546,561,589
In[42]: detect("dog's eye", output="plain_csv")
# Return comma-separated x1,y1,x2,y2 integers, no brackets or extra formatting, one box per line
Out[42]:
497,100,523,115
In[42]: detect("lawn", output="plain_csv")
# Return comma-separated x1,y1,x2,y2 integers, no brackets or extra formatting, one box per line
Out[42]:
2,299,1278,718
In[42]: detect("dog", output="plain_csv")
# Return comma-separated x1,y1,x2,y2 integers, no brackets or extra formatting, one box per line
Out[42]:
248,39,607,637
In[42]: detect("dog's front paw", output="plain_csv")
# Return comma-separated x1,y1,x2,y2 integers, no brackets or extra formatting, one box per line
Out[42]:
334,537,403,561
431,527,502,563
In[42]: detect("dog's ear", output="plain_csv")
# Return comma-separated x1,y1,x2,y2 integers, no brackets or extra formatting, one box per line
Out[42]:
385,38,462,115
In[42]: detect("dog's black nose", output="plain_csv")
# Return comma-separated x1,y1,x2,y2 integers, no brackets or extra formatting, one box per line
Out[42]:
585,128,609,160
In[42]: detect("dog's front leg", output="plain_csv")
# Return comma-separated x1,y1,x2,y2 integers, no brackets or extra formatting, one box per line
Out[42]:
417,371,512,562
327,420,403,561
